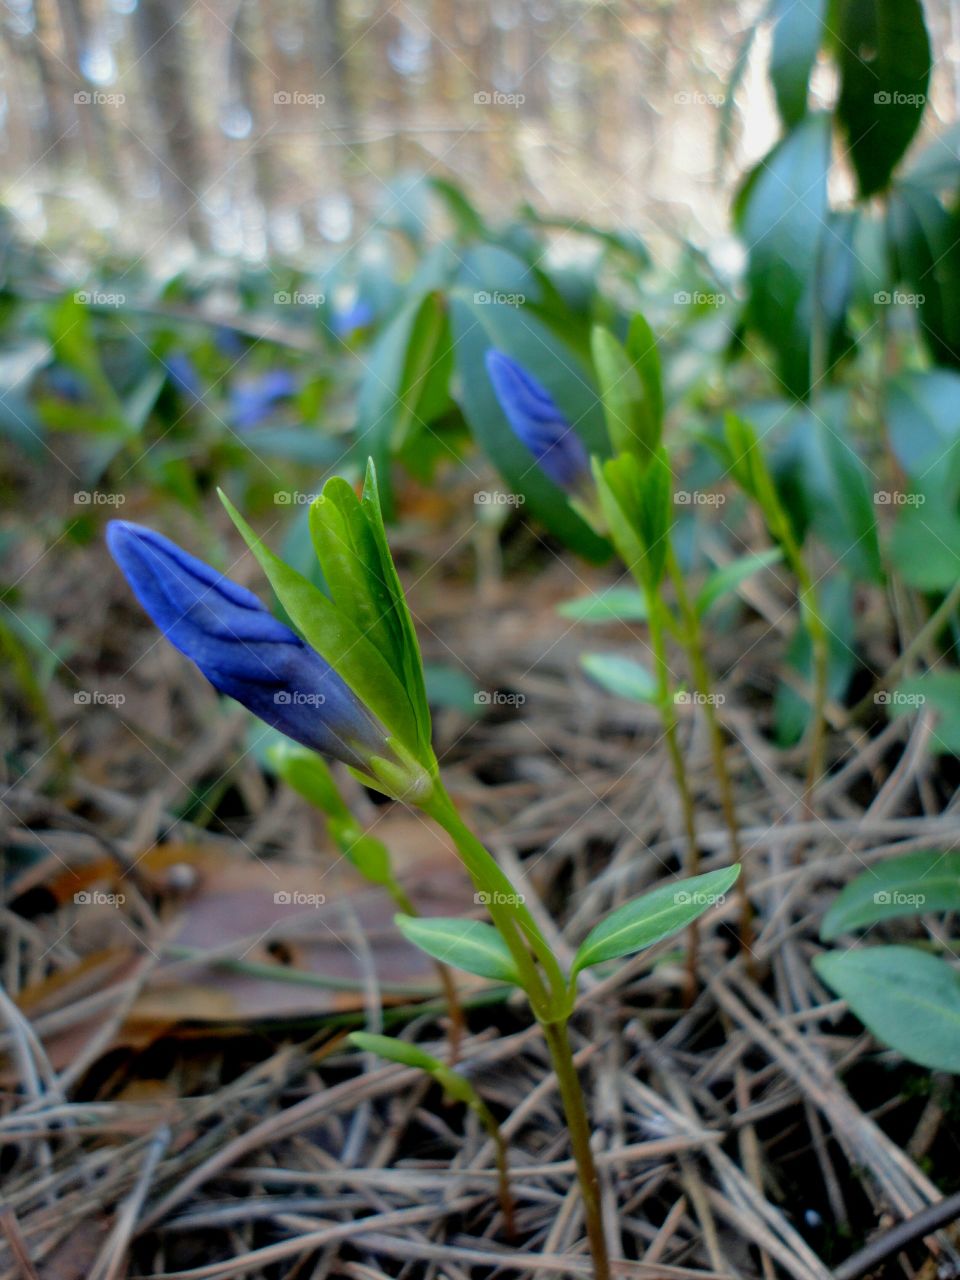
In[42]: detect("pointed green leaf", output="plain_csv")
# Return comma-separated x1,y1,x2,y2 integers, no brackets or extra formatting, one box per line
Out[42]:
581,653,657,703
395,915,521,985
821,851,960,941
770,0,825,126
571,865,741,978
814,946,960,1072
625,312,664,443
349,1031,441,1073
590,324,660,461
217,490,421,759
696,548,782,616
836,0,931,199
556,587,648,624
595,449,672,588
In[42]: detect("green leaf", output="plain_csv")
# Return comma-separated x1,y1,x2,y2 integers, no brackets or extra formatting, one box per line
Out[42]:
886,370,960,476
267,742,352,821
356,290,454,513
590,318,662,461
594,449,672,589
814,946,960,1071
887,185,960,368
821,851,960,940
349,1031,440,1072
889,672,960,755
571,865,741,978
769,0,825,126
736,114,831,398
395,915,521,985
695,548,783,616
889,502,960,592
556,588,649,623
217,490,423,765
449,292,610,563
580,653,657,703
836,0,931,199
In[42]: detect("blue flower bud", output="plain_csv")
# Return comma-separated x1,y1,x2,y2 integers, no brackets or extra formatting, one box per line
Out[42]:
229,370,298,431
106,521,389,771
485,349,589,492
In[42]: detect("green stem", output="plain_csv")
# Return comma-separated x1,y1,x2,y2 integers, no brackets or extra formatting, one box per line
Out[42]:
645,590,701,997
424,785,565,1018
542,1019,611,1280
667,552,753,956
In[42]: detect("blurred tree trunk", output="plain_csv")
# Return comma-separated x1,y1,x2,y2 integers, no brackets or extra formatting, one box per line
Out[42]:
133,0,208,247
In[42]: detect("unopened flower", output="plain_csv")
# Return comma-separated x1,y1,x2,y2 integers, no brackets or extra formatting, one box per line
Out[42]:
485,350,589,492
106,521,389,771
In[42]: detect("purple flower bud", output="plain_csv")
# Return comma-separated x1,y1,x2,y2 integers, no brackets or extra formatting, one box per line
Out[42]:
106,521,388,770
485,349,589,492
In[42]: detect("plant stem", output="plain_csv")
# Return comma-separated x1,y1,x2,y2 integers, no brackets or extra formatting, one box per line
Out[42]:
667,552,753,959
646,591,701,1001
541,1018,611,1280
424,785,563,1018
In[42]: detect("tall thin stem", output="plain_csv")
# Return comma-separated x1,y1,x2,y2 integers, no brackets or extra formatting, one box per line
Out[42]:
646,592,701,999
667,552,752,958
542,1019,611,1280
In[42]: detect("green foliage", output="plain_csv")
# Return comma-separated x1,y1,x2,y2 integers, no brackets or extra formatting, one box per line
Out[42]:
593,449,672,590
556,587,649,624
395,915,522,985
580,653,657,703
571,866,741,979
821,851,960,940
815,947,960,1072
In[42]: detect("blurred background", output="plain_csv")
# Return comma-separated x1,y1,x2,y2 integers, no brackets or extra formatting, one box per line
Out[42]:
4,0,957,267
